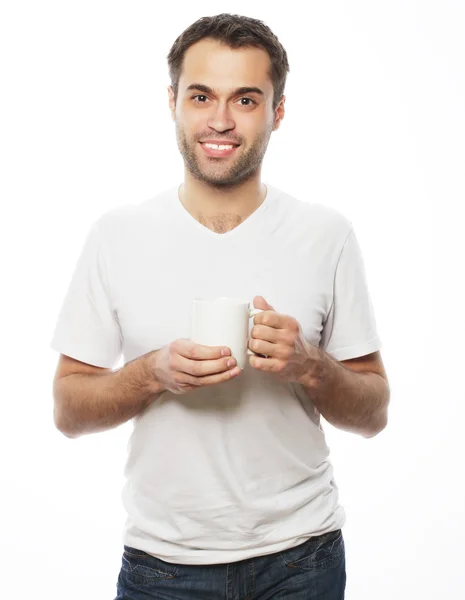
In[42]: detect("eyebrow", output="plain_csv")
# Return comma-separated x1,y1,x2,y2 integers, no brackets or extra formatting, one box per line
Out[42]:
186,83,265,97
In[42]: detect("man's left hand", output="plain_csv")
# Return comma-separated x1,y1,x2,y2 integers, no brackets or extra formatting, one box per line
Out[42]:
248,296,322,387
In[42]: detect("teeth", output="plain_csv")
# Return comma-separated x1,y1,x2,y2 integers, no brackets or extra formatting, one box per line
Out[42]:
204,143,235,150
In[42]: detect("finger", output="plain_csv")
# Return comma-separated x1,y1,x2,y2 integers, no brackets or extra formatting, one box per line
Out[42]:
184,365,242,387
248,338,285,359
249,355,282,373
253,311,288,329
178,354,236,378
253,296,275,311
251,324,296,345
251,324,277,343
175,339,230,360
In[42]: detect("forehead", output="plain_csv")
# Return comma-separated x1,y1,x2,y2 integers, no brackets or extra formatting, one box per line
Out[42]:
179,38,273,96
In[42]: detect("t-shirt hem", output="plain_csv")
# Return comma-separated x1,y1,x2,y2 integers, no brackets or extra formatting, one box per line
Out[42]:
326,336,382,361
122,512,346,565
49,340,116,369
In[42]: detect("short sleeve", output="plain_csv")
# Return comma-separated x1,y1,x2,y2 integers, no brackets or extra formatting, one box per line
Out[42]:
320,227,382,361
50,219,123,368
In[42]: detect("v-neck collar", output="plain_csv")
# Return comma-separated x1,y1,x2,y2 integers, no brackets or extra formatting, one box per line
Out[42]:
173,183,276,240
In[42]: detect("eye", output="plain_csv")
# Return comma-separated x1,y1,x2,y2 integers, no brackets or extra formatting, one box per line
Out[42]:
191,94,209,104
238,97,256,107
190,95,256,107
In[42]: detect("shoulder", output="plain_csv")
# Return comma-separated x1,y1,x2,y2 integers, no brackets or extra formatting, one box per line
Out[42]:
92,186,176,241
269,184,353,239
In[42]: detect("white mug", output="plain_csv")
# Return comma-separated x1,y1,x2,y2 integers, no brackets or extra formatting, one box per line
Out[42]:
191,297,264,370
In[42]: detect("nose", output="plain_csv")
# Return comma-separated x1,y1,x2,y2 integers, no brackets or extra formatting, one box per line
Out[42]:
206,101,235,133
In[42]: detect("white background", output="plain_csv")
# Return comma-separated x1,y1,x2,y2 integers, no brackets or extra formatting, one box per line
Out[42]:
1,1,463,598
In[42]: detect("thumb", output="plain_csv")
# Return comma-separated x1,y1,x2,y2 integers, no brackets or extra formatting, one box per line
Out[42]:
253,295,275,311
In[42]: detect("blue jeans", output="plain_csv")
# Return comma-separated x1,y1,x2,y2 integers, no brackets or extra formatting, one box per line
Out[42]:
114,528,346,599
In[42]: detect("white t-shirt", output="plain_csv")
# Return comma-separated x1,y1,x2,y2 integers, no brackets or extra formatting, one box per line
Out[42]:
50,183,382,565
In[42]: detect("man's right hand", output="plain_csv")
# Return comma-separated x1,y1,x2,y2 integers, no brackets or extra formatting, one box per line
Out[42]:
149,339,242,395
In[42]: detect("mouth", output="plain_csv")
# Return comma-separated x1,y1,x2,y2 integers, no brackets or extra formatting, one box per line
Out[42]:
199,142,240,158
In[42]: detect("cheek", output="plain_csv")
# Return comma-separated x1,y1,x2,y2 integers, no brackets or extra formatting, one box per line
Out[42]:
176,104,200,127
186,116,210,142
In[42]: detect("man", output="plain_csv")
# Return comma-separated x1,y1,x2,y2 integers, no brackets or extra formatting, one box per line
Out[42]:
51,13,390,600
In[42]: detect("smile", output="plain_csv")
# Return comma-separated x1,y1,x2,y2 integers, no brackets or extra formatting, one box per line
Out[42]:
199,142,240,157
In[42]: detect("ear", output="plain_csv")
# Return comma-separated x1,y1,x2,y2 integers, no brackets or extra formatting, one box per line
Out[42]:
272,95,286,132
168,85,176,121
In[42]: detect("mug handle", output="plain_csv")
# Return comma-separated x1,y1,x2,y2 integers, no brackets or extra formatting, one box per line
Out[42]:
246,308,266,356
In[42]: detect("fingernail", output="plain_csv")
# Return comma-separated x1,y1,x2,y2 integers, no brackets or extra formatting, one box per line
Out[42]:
221,348,230,356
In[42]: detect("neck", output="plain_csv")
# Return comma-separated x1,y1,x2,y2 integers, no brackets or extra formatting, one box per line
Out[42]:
179,170,267,222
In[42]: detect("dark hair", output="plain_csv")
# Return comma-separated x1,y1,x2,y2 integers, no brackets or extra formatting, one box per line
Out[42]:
167,13,290,112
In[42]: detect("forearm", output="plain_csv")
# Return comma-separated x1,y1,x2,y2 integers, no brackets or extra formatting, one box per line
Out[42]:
304,349,390,438
53,351,163,438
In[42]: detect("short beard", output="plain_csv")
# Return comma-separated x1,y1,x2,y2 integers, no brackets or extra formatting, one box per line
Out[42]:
175,121,274,190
